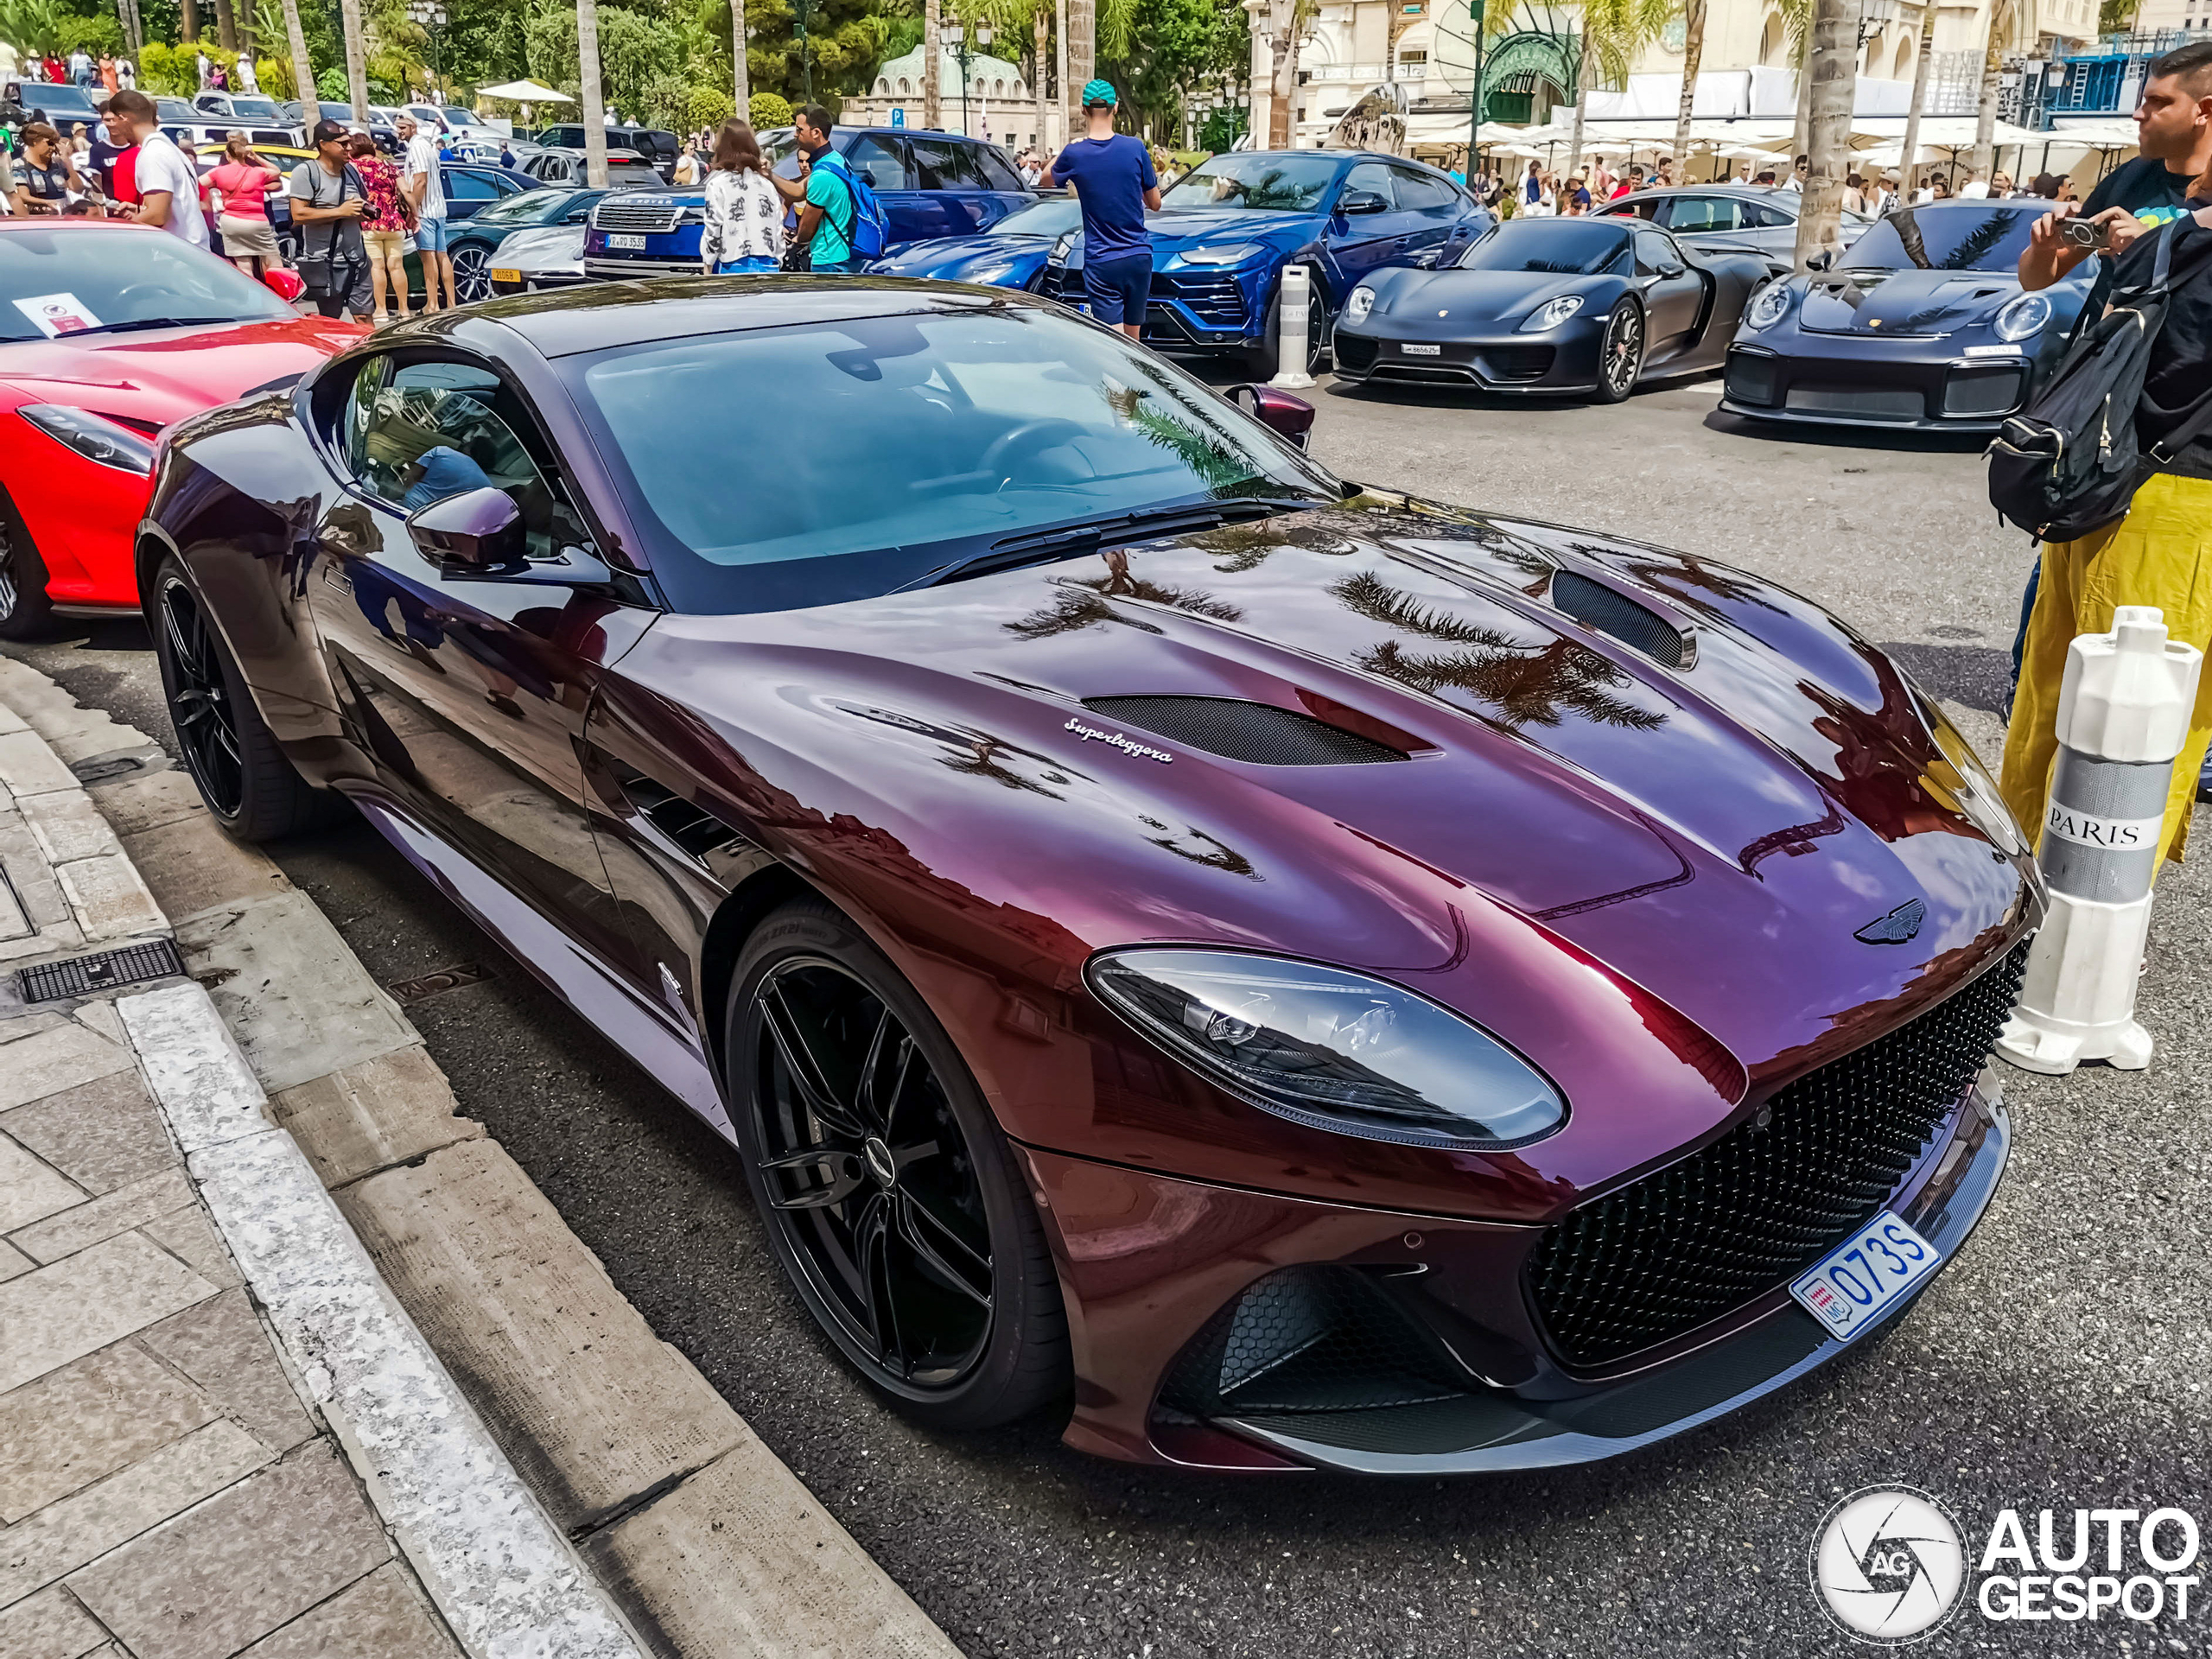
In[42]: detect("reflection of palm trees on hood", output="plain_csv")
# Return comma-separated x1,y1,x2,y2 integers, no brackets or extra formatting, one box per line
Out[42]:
1197,519,1365,573
1332,570,1665,731
1006,566,1243,640
1572,543,1778,613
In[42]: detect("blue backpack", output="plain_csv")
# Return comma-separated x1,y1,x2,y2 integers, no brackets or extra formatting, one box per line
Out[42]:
813,150,889,263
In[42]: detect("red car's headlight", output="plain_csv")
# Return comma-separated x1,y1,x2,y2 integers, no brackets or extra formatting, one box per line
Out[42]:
17,404,159,474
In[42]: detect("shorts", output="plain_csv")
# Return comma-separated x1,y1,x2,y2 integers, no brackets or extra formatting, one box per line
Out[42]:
1083,251,1152,325
413,215,452,252
218,214,279,259
302,257,373,319
363,228,407,257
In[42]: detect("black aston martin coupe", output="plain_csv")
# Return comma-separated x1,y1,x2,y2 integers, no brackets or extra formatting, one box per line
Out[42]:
1331,217,1770,402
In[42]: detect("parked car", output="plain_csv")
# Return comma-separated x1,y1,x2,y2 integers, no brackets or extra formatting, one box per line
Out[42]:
1593,184,1870,274
581,126,1033,283
1332,216,1771,402
193,141,315,256
191,90,303,146
0,219,359,639
1719,199,2094,433
536,123,679,176
867,192,1079,287
443,186,608,301
142,276,2035,1474
1039,149,1493,376
281,100,399,153
524,148,667,192
486,225,588,296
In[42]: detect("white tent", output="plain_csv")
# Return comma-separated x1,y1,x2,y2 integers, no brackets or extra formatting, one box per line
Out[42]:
476,79,575,104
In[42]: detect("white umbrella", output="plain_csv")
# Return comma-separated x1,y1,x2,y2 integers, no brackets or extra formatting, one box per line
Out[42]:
476,79,574,104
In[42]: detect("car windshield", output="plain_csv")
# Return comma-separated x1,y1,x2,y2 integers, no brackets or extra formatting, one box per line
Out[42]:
21,85,99,119
563,300,1338,614
606,159,662,186
1458,219,1629,275
474,188,575,227
1838,204,2039,272
989,196,1083,237
1161,155,1340,213
158,98,197,123
0,226,289,343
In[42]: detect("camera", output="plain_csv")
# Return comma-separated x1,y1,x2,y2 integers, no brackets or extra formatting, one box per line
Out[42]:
2061,216,2111,251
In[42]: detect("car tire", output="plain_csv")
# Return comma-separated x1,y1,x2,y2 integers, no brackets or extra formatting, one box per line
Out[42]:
151,556,345,841
451,244,492,303
1249,267,1332,379
1593,299,1644,404
0,487,59,642
725,896,1071,1431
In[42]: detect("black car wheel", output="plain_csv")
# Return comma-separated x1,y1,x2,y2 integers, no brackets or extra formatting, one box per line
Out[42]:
1594,301,1644,404
152,556,342,840
451,244,493,303
727,898,1069,1430
1249,268,1332,379
0,488,57,641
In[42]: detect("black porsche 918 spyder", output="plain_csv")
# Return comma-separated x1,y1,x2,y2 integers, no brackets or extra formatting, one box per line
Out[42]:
1330,217,1770,402
1719,200,2096,433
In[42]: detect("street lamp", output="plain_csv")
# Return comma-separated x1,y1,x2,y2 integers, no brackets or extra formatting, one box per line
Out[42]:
405,0,447,100
943,20,993,138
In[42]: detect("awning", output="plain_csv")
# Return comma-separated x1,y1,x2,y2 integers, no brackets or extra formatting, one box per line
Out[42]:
476,79,575,104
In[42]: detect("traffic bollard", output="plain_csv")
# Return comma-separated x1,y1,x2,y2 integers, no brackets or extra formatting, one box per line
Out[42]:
1996,605,2203,1075
1270,264,1317,391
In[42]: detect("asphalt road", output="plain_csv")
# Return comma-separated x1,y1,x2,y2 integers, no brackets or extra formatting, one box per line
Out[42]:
13,372,2209,1658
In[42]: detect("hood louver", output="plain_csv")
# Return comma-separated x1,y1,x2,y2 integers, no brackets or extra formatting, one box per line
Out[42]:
1082,696,1408,766
1548,571,1687,670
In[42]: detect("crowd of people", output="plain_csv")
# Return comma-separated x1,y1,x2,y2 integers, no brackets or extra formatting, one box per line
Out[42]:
1475,149,2090,217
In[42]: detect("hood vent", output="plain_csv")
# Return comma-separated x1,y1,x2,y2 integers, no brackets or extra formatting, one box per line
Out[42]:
1548,571,1686,670
1082,696,1408,766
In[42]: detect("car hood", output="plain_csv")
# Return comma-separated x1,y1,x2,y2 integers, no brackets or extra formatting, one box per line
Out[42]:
875,234,1052,279
1360,267,1599,326
493,225,586,270
0,315,364,428
629,493,2037,1149
1144,205,1315,250
1796,267,2021,335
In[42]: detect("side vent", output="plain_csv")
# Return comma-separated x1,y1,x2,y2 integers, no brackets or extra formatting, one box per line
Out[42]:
614,766,747,861
1548,571,1687,669
1083,696,1408,766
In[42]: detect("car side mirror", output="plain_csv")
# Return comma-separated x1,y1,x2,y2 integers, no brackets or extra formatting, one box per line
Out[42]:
1226,383,1315,449
1805,249,1836,273
1658,260,1686,279
1338,189,1389,215
406,486,526,573
261,266,304,302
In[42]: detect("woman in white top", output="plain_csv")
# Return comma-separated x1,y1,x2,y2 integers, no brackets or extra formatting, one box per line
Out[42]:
699,119,783,274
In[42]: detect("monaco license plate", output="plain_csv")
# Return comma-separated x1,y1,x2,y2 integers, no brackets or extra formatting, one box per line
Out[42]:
489,268,522,284
1400,341,1441,356
1789,1211,1940,1341
607,233,646,251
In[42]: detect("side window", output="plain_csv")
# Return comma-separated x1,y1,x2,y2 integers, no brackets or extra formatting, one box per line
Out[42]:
907,137,987,190
1662,196,1741,232
975,145,1026,192
443,168,497,200
345,359,590,561
1390,168,1458,213
1747,200,1796,229
842,134,912,190
1634,231,1679,276
1340,162,1399,208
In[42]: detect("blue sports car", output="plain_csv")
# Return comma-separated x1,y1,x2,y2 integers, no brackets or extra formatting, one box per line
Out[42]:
1034,149,1495,377
1720,199,2096,433
868,194,1083,288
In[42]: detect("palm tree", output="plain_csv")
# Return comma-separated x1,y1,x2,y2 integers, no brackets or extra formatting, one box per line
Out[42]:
923,0,942,130
578,0,608,188
1566,0,1671,185
1670,0,1704,181
1971,0,2012,183
1899,12,1931,198
1067,0,1095,139
733,0,748,117
277,0,315,137
1791,0,1857,271
1262,0,1296,148
338,0,368,120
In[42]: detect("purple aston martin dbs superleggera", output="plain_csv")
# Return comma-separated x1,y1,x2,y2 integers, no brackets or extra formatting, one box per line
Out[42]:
140,278,2038,1473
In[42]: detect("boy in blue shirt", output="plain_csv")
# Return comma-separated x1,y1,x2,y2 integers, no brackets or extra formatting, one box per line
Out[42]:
1040,80,1161,337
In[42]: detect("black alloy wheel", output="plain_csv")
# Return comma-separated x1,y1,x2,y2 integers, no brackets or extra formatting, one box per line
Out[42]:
451,244,493,303
0,489,56,641
1594,301,1644,404
728,899,1068,1429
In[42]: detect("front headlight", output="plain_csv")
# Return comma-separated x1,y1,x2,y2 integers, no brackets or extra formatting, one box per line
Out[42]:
1179,241,1265,266
677,204,707,226
1923,706,2026,855
1744,281,1795,331
18,405,157,474
1345,284,1376,324
1087,949,1567,1150
962,257,1020,285
1992,291,2052,342
1518,294,1585,333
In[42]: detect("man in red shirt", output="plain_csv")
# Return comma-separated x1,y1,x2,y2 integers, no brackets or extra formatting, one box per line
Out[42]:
92,97,139,209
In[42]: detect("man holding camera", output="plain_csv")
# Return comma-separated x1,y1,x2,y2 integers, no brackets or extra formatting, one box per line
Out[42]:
2019,41,2212,293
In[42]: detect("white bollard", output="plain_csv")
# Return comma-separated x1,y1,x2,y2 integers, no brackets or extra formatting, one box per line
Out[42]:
1995,605,2202,1075
1270,264,1317,391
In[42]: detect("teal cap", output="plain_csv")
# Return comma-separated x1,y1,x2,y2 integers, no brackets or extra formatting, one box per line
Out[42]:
1082,78,1117,108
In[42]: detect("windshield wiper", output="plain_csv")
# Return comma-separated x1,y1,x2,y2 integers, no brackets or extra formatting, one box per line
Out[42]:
906,499,1303,590
73,317,242,336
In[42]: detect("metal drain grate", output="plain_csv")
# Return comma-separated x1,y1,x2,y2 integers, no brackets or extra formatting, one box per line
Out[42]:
19,939,187,1003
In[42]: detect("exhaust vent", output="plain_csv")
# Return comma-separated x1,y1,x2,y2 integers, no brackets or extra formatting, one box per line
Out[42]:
1082,696,1408,766
1548,571,1687,669
613,766,747,861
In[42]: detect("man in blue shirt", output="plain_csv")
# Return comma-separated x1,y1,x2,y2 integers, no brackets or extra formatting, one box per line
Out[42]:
1040,79,1160,338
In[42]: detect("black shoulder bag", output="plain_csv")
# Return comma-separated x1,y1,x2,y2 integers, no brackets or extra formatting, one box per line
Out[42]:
299,163,367,304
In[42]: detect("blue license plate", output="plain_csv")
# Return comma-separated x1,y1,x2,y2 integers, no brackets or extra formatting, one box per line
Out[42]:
1789,1211,1940,1341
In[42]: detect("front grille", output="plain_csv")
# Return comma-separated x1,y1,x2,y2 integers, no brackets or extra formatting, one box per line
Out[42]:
591,200,684,234
1082,696,1408,766
1529,939,2028,1367
1942,365,2025,417
1480,345,1555,382
1786,384,1925,421
1156,272,1246,326
1724,352,1778,406
1334,333,1379,372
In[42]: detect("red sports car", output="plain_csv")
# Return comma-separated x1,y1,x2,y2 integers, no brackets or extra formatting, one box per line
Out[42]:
0,219,363,639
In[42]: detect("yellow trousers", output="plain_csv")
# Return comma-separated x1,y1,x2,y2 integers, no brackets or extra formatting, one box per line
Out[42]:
2000,471,2212,866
